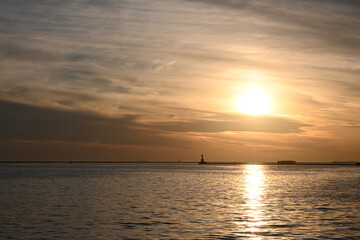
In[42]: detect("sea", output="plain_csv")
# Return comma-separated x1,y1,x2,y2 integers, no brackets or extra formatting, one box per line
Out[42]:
0,163,359,239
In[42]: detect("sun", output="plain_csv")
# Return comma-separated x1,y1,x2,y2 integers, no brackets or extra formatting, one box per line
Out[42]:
237,87,271,115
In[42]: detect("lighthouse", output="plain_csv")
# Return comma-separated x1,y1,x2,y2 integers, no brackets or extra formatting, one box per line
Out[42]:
199,154,207,164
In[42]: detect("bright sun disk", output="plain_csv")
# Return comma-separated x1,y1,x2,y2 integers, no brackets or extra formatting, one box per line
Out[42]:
237,87,271,115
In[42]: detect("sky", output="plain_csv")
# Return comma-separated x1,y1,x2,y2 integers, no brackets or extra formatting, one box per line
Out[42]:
1,0,360,162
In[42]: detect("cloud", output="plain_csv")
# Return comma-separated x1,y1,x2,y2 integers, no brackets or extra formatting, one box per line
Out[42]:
185,0,250,9
0,100,193,160
1,0,360,162
51,68,130,93
0,41,60,62
0,85,100,109
150,114,309,133
187,0,360,55
152,59,176,72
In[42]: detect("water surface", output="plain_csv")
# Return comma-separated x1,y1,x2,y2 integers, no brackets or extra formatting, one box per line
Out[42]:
1,163,359,239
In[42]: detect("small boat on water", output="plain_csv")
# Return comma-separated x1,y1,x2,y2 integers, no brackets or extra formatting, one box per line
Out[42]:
199,154,207,164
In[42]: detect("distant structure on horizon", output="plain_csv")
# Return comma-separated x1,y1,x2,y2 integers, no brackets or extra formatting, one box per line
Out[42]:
199,154,207,164
277,160,296,165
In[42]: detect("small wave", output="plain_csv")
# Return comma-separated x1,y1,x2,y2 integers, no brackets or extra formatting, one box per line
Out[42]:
269,224,298,228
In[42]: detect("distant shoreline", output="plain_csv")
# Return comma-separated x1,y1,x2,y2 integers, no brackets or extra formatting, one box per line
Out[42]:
0,161,359,166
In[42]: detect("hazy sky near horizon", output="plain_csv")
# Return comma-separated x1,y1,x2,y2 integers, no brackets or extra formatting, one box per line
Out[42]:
1,0,360,162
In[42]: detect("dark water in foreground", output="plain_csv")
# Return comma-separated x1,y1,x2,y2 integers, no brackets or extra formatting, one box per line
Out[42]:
0,163,359,239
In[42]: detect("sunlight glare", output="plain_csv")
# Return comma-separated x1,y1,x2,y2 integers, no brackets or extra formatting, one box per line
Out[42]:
237,87,271,115
244,165,266,238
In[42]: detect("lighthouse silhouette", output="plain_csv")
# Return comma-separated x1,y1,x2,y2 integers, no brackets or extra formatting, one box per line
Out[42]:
199,154,207,164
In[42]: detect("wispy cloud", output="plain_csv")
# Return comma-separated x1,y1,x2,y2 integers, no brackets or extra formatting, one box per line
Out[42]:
150,114,309,134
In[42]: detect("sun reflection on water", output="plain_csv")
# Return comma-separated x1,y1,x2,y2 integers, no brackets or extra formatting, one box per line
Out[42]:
243,164,266,239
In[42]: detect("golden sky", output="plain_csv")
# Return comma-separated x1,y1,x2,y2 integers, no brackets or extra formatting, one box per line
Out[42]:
1,0,360,162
